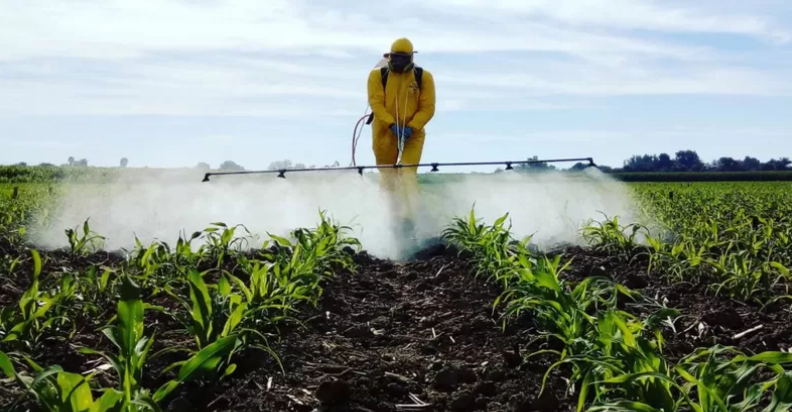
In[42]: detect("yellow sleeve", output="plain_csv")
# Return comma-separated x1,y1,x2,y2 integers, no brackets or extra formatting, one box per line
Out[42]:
367,69,395,126
408,69,435,130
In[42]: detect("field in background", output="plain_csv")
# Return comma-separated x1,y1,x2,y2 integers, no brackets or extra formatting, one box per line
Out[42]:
2,178,792,411
3,164,792,184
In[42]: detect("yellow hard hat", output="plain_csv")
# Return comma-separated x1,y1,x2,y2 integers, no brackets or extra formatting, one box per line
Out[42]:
390,37,414,54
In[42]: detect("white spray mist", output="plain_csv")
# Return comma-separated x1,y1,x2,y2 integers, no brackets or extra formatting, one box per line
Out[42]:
29,167,644,259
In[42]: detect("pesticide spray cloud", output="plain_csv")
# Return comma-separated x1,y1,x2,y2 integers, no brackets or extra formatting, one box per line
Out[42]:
30,167,643,259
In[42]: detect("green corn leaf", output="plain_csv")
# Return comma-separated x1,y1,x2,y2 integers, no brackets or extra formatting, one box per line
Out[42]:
534,270,561,293
30,249,41,278
0,350,17,379
217,273,231,297
117,275,144,355
769,262,790,277
743,352,792,364
57,371,94,412
222,302,247,337
90,389,124,412
762,371,792,412
177,334,239,381
187,269,213,346
130,392,165,412
586,401,665,412
153,380,180,404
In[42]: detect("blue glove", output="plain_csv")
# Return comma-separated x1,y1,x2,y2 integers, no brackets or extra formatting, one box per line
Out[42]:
403,127,413,140
390,124,413,141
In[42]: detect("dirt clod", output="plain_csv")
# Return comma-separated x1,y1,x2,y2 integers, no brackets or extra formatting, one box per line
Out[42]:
703,307,744,329
316,379,351,405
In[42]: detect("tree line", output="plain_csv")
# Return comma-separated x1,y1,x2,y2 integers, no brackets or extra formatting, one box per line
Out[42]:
617,150,790,173
9,150,791,174
509,150,791,173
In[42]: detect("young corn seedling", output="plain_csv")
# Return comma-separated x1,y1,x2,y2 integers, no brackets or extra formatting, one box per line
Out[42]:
587,344,792,412
0,350,130,412
540,309,682,412
159,268,279,380
201,222,256,269
64,218,105,256
442,209,534,286
1,250,71,352
77,274,162,411
581,214,650,261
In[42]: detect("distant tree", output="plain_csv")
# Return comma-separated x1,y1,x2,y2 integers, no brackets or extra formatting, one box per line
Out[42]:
68,156,74,166
196,162,210,170
757,158,787,171
738,156,760,171
73,158,88,167
16,162,27,166
518,155,556,172
657,153,674,171
219,160,244,171
714,157,742,172
568,162,589,171
39,162,55,167
268,159,293,170
623,154,658,172
120,157,128,168
674,150,704,171
294,163,306,169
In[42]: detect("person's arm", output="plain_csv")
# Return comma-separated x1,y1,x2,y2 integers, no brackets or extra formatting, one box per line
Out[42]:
407,70,435,130
367,70,396,126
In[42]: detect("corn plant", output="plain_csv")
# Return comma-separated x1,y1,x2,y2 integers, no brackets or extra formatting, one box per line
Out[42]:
76,274,161,411
585,345,792,412
64,218,105,256
0,350,130,412
158,268,279,379
581,214,650,261
1,250,72,351
442,209,534,286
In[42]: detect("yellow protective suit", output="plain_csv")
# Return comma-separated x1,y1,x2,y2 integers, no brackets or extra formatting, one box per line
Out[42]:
367,38,436,222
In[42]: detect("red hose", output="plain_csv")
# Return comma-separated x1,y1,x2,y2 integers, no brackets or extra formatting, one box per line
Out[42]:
352,113,369,167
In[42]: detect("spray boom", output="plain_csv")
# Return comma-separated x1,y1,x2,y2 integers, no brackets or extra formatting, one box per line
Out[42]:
201,157,596,182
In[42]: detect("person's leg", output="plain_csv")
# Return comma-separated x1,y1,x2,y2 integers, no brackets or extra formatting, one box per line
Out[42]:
373,129,398,190
397,131,425,221
392,132,425,253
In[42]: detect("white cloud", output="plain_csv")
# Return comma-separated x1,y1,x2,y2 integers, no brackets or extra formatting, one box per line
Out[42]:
410,0,791,43
0,0,790,117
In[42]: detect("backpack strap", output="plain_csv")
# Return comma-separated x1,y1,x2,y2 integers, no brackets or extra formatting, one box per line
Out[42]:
414,67,423,90
380,66,423,90
380,66,389,90
369,66,423,125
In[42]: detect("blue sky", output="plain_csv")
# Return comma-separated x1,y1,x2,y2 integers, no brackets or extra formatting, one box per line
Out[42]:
1,0,791,172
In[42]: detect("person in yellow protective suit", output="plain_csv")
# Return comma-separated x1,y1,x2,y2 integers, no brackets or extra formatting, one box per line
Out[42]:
367,37,436,251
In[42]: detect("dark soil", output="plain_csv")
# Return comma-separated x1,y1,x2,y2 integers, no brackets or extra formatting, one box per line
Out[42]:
561,246,792,359
165,249,573,412
3,244,792,411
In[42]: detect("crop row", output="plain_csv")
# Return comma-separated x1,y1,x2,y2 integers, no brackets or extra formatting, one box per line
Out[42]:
3,181,792,410
1,212,360,411
443,209,792,411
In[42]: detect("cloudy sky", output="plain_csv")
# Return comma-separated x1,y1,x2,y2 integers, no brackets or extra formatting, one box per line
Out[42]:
1,0,791,170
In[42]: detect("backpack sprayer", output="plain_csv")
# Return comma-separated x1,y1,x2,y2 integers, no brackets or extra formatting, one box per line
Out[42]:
201,58,597,183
